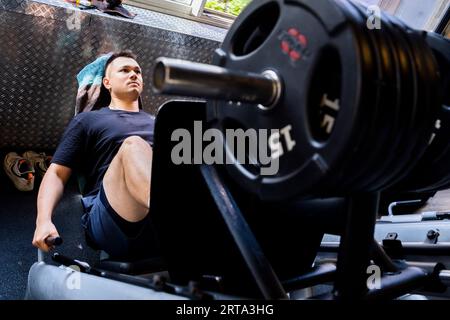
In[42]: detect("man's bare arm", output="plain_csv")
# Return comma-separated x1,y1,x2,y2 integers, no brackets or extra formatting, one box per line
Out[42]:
32,163,72,251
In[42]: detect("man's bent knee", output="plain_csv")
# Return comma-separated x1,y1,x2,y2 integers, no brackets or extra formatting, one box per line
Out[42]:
122,136,151,149
118,136,152,160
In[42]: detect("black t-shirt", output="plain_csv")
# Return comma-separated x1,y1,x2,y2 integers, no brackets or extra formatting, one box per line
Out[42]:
52,107,155,197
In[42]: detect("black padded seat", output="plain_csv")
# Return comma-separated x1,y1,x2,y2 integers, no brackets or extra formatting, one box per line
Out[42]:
95,255,167,275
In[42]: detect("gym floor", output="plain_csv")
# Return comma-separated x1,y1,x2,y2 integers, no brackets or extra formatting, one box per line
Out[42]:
0,155,99,300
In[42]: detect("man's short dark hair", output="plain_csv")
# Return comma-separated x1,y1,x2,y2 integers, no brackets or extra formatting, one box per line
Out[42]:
104,50,138,76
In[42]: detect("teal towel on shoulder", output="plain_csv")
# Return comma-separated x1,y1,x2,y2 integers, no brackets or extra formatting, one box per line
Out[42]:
76,53,112,88
75,53,112,114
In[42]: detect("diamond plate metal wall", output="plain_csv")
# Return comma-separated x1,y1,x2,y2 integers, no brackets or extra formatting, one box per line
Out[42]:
31,0,227,42
0,0,223,150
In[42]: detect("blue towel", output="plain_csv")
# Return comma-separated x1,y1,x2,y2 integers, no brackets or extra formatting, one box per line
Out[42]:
75,53,112,114
76,53,112,89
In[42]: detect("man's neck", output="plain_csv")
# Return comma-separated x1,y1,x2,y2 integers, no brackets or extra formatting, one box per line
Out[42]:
109,97,140,112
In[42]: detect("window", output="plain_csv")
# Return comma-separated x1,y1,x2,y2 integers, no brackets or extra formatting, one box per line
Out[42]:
126,0,450,30
204,0,252,17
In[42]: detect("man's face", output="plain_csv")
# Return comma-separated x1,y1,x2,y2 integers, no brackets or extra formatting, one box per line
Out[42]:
103,57,144,100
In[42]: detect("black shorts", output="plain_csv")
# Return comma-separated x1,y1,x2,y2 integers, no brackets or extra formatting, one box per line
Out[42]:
80,183,160,260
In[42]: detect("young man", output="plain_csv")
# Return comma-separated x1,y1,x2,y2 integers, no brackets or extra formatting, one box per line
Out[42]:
32,51,160,259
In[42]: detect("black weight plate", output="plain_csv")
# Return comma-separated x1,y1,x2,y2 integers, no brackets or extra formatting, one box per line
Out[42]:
398,18,441,148
377,15,434,190
369,12,421,191
419,34,450,191
322,0,383,193
339,1,402,192
353,4,417,192
401,33,450,192
315,0,382,195
207,0,368,201
352,3,406,191
385,16,441,191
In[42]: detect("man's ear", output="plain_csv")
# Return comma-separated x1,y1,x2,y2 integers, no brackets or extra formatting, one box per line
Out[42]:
103,77,111,91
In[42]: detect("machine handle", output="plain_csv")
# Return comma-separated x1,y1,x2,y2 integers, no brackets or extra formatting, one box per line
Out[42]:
37,236,63,262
